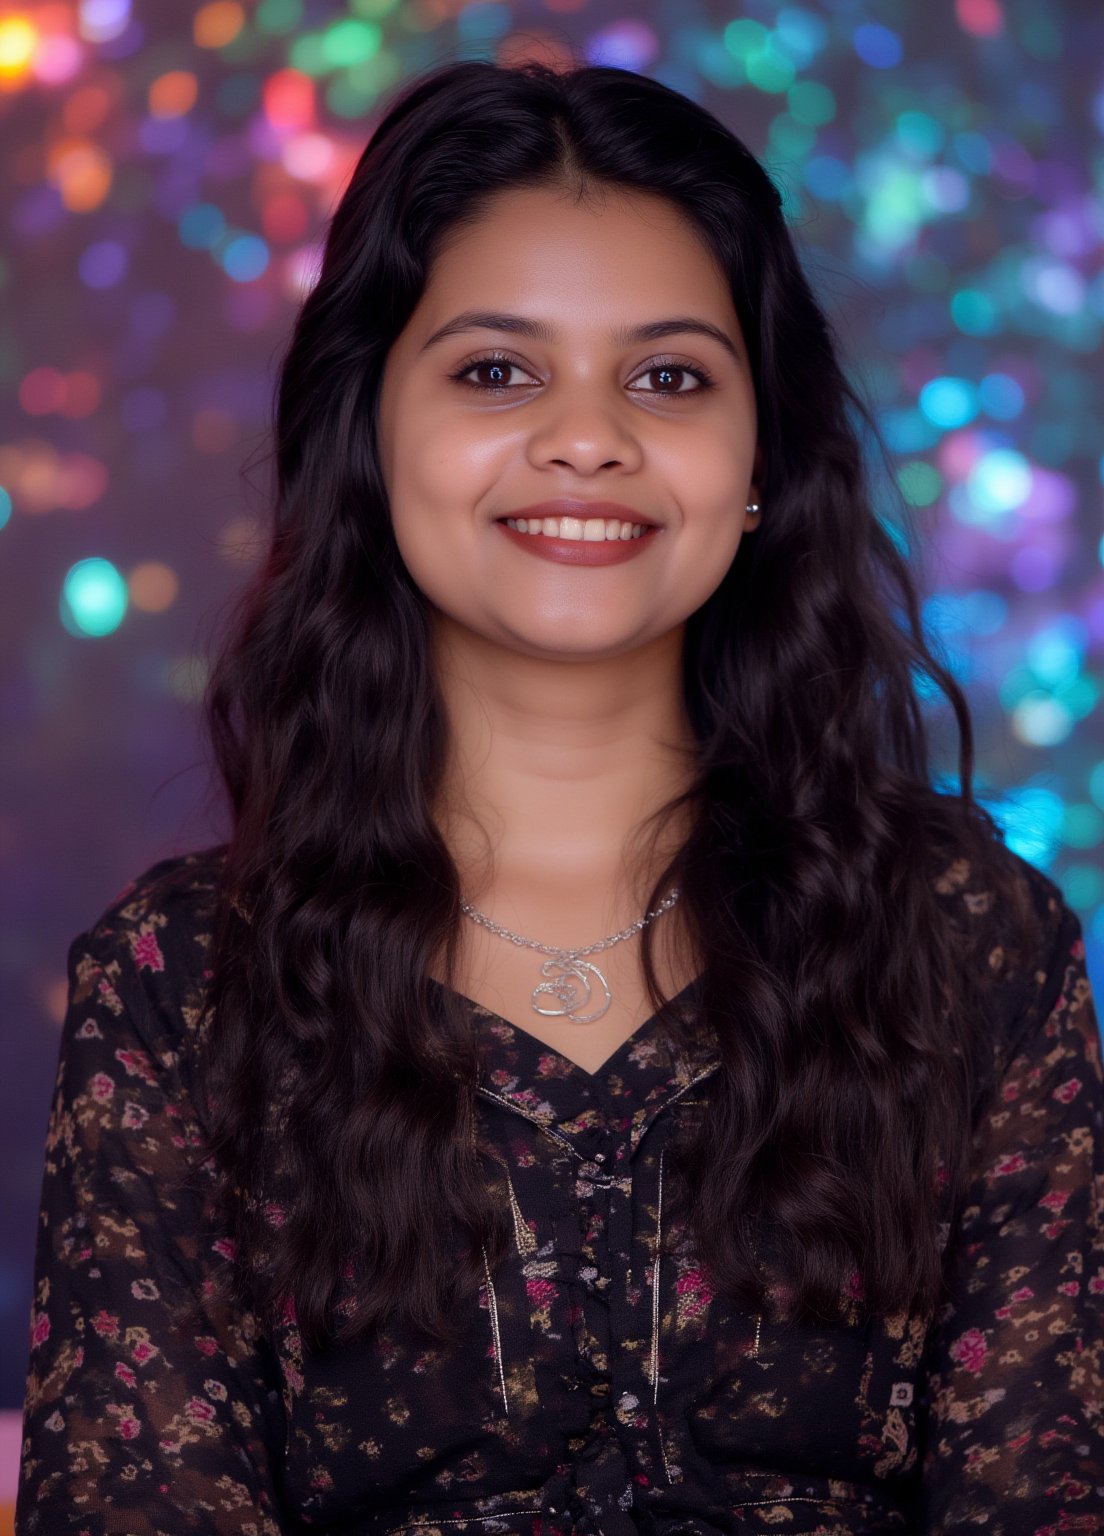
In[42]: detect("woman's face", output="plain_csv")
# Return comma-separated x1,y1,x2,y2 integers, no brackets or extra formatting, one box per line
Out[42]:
376,182,762,660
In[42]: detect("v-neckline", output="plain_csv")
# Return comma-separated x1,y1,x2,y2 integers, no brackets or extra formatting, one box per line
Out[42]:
428,972,704,1082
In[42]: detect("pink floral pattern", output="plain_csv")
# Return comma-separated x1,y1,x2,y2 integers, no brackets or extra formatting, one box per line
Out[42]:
16,845,1104,1535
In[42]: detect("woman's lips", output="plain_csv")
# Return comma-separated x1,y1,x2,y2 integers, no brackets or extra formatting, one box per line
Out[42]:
494,519,660,565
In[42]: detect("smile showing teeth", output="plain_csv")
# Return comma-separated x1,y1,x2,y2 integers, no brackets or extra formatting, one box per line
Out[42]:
501,515,650,541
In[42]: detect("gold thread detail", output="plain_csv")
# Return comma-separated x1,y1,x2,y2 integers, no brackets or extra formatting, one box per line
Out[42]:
504,1165,537,1257
649,1146,665,1402
481,1244,509,1416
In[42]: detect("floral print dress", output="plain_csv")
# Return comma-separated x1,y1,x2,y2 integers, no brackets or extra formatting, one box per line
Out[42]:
15,845,1104,1535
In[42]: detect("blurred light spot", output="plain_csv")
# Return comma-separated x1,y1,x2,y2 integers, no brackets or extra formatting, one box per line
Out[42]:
967,447,1031,512
945,290,994,336
724,18,768,58
148,69,197,118
79,238,128,288
768,114,815,160
1056,676,1099,721
1062,804,1104,851
956,0,1004,34
0,16,37,78
78,0,131,45
62,82,113,134
978,372,1024,420
1013,694,1068,746
1025,261,1086,317
179,202,226,250
1022,466,1076,523
321,17,380,65
803,154,851,200
1027,616,1086,686
919,376,978,429
961,588,1007,635
895,110,944,158
897,460,942,506
746,40,795,93
61,556,127,637
48,138,113,213
852,23,902,68
34,31,83,85
1010,543,1063,592
19,368,67,416
951,131,991,174
128,560,178,613
59,373,102,419
1062,866,1104,909
922,165,969,213
282,132,336,181
263,68,315,131
221,234,269,281
260,191,309,245
585,19,658,70
1062,864,1104,909
194,2,245,48
787,80,835,126
0,487,11,530
773,8,828,66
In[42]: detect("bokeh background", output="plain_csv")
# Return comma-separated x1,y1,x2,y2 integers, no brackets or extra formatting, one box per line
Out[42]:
2,0,1102,1521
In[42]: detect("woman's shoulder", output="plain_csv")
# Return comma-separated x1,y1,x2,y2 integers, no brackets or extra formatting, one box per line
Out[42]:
69,842,230,1052
928,833,1088,1068
78,841,227,952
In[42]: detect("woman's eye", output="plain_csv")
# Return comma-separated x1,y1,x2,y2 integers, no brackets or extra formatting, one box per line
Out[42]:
454,357,534,391
629,362,712,395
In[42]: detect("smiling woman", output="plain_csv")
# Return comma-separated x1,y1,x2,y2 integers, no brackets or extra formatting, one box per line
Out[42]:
17,54,1103,1536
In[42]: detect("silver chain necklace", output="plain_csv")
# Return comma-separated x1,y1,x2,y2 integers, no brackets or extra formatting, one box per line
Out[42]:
458,887,681,1024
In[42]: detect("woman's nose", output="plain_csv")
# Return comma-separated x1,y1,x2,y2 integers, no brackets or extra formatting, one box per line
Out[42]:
523,382,645,474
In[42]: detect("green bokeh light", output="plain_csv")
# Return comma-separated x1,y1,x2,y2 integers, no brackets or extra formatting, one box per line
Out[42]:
787,80,835,126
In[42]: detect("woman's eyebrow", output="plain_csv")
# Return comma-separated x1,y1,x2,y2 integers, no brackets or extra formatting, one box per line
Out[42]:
420,309,742,365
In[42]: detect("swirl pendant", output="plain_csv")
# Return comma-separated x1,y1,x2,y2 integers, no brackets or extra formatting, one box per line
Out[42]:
530,955,612,1023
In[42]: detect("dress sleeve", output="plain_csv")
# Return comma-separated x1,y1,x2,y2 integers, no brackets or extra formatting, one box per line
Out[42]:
16,924,292,1536
916,897,1104,1532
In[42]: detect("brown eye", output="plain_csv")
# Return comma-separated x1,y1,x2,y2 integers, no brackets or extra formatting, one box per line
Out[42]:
452,354,536,392
629,359,714,395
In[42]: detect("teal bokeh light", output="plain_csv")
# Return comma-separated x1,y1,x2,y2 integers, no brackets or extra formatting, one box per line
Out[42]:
60,557,128,638
919,376,978,428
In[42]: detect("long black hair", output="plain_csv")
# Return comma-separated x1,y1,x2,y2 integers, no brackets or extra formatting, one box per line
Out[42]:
187,56,1040,1355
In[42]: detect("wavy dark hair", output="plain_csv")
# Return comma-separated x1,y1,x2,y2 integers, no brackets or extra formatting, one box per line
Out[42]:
186,56,1040,1356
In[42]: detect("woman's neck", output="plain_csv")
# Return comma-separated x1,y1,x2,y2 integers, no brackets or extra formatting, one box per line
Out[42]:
429,611,699,923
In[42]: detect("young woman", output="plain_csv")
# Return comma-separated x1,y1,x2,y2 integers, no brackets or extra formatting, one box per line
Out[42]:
17,57,1102,1536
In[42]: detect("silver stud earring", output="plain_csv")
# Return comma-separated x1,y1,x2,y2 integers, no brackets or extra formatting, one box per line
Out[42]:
746,502,760,513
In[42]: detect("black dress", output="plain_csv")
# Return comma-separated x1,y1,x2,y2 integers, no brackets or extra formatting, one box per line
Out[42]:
15,846,1104,1534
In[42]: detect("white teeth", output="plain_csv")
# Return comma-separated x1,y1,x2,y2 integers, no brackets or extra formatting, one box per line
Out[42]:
502,516,652,541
